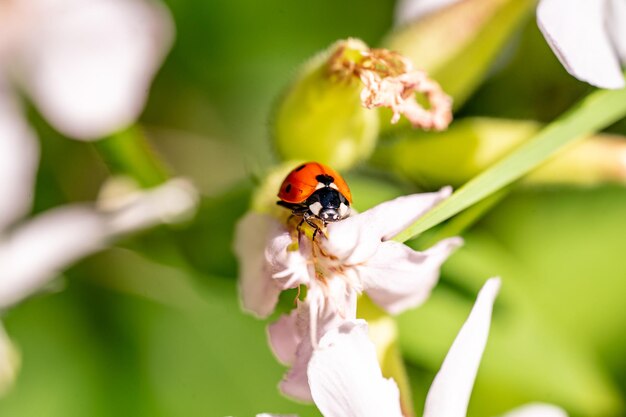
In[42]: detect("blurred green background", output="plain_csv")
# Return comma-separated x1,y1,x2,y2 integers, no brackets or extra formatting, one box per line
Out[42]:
3,1,626,416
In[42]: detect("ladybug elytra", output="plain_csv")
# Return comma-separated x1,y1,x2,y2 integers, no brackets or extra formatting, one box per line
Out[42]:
277,162,352,231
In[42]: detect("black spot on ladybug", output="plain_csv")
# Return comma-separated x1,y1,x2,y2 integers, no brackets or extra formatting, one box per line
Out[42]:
316,174,334,185
295,164,306,171
285,184,292,193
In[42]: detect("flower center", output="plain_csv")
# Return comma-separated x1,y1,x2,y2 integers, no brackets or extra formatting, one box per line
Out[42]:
309,235,363,294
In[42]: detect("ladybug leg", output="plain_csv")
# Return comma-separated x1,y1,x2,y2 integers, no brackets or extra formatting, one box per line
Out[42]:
303,212,327,241
303,212,317,229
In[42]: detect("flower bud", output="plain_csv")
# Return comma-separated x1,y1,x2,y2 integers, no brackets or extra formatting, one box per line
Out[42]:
273,39,453,170
526,134,626,187
372,118,539,188
373,117,626,188
385,0,536,111
273,40,379,171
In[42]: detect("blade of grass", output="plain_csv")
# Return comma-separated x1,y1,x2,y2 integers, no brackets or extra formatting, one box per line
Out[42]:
411,187,510,250
394,85,626,243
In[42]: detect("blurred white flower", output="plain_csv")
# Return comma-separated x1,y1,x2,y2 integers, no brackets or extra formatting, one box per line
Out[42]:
259,279,567,417
394,0,626,89
235,188,461,400
537,0,626,89
0,98,198,309
0,176,198,309
0,0,192,311
0,0,173,140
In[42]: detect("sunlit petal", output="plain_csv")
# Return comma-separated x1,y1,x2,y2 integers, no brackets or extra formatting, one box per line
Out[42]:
0,81,39,231
537,0,624,89
308,319,403,417
361,237,462,314
279,281,356,402
324,187,451,263
266,228,311,289
423,278,501,417
17,0,174,140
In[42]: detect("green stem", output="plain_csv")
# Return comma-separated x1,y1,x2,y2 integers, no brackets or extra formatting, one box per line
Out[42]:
394,85,626,243
94,126,170,188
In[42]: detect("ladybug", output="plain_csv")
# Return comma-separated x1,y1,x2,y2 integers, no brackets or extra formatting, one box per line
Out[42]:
277,162,352,230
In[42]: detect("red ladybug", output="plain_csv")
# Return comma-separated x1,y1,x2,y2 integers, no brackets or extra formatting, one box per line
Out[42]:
277,162,352,227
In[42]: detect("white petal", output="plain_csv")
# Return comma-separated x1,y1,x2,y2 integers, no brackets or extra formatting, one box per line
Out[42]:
17,0,174,140
394,0,463,27
101,178,198,236
501,403,568,417
308,320,403,417
234,212,286,318
0,82,39,231
423,278,501,417
0,207,109,309
280,281,357,402
607,0,626,64
537,0,624,89
362,237,462,315
0,322,20,395
268,310,301,366
265,228,310,290
324,187,451,263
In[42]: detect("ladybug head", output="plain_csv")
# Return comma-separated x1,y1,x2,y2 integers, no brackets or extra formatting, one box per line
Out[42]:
306,187,350,223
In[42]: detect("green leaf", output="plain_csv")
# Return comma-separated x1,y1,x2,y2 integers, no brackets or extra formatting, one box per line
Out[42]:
399,232,624,416
394,85,626,243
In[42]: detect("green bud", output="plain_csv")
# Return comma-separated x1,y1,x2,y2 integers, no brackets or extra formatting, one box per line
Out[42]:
273,39,379,171
373,117,626,189
372,118,539,188
526,134,626,187
384,0,536,113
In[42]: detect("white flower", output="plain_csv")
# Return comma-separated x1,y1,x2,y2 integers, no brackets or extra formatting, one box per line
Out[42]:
394,0,626,89
259,278,568,417
0,0,173,140
0,100,198,309
235,188,462,400
537,0,626,89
